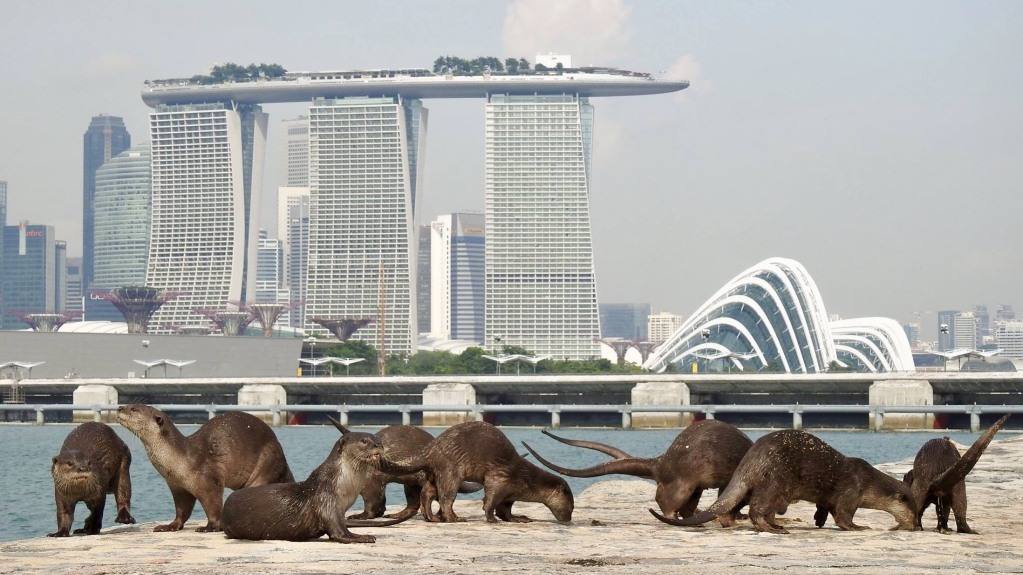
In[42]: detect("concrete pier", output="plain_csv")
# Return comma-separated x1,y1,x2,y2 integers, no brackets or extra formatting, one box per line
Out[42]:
631,381,690,428
72,385,118,423
422,383,475,426
869,379,933,430
238,384,287,426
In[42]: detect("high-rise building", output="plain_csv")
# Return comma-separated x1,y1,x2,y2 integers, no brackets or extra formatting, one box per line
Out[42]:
54,241,67,312
65,257,83,319
937,310,958,351
305,97,427,354
90,143,151,321
902,322,920,348
430,214,485,343
648,312,684,342
1,222,58,329
278,117,309,187
995,321,1023,359
973,304,990,345
953,312,978,350
484,94,600,359
277,187,309,326
145,103,267,330
256,230,284,303
600,303,652,340
83,115,131,291
417,224,432,334
996,304,1015,323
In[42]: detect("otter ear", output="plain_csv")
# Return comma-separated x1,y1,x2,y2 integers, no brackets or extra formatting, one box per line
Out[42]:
154,415,164,427
52,456,59,466
326,415,350,436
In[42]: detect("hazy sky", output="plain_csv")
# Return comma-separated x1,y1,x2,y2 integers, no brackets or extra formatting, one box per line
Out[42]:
2,0,1020,340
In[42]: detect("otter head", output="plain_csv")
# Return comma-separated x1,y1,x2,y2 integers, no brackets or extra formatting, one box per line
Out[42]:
340,432,383,467
535,468,574,524
854,460,919,531
51,450,98,491
117,404,170,441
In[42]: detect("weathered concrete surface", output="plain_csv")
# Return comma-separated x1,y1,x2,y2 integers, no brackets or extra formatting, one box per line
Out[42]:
3,437,1022,574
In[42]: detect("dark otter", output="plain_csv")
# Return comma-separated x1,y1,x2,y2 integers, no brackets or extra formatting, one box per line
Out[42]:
522,420,753,525
222,430,411,542
649,429,919,534
904,414,1010,534
49,422,135,537
117,404,294,532
381,421,573,523
331,420,482,521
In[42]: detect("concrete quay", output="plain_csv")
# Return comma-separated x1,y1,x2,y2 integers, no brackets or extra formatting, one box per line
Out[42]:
3,436,1022,574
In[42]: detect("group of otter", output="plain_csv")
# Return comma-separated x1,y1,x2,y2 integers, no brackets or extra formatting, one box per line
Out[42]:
49,404,1010,542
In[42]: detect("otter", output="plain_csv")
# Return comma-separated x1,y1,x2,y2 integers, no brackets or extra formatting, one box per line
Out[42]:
649,429,919,534
522,420,753,525
49,422,135,537
381,421,573,523
904,414,1010,534
329,420,482,521
117,404,294,532
222,430,411,542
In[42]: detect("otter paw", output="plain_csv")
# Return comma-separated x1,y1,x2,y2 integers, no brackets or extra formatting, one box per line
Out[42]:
506,515,532,523
347,512,372,520
47,530,70,538
195,524,222,533
337,534,376,544
115,511,136,524
153,523,182,532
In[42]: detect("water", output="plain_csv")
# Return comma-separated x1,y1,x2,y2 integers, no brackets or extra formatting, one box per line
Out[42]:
0,424,989,542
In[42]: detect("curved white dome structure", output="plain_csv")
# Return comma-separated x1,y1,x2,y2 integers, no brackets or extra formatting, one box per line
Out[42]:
643,258,914,373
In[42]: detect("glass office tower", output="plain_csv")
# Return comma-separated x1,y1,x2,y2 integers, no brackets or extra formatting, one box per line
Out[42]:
83,115,131,290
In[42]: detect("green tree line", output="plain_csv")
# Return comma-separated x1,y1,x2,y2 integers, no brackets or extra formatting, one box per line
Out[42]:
432,56,533,75
191,63,287,85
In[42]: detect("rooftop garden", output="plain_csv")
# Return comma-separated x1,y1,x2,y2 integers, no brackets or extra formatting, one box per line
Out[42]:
189,63,287,85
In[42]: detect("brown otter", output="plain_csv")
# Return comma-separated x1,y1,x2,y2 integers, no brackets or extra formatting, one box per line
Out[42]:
522,420,753,525
381,421,573,523
326,419,482,521
222,430,411,542
649,429,919,534
904,413,1010,534
49,422,135,537
117,404,294,532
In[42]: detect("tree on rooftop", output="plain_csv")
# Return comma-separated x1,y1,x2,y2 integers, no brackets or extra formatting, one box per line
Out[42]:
518,58,530,70
505,58,519,74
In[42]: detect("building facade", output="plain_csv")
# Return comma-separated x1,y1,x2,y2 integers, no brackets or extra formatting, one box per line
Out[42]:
83,115,131,291
484,94,600,359
304,97,427,354
600,303,651,340
65,257,83,319
995,321,1023,359
430,213,485,343
937,310,959,351
278,117,309,187
283,190,310,327
1,223,58,329
256,230,284,302
902,322,920,348
417,224,431,334
648,312,685,343
145,103,267,330
996,304,1015,323
953,312,978,350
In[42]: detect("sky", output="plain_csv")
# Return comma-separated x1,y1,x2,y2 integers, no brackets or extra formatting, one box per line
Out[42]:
1,0,1021,341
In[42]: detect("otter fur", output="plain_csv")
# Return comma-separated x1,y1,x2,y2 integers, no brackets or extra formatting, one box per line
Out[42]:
650,430,919,534
222,430,410,542
381,421,573,523
523,420,753,525
117,404,294,532
904,414,1010,534
49,422,135,537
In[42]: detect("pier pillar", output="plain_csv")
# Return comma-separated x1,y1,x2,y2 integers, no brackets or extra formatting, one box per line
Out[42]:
238,384,287,426
971,412,981,433
73,385,118,423
551,409,561,430
868,380,933,430
792,409,803,430
422,383,475,427
631,382,690,428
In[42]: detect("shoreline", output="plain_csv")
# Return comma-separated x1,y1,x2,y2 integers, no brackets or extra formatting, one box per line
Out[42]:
3,437,1022,574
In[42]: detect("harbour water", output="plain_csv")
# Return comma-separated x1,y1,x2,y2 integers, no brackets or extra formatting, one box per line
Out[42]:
0,424,989,543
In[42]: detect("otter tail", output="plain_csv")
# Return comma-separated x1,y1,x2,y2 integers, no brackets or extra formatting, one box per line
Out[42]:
522,441,655,480
378,452,429,475
458,481,483,494
929,414,1010,494
326,416,350,435
346,513,414,528
541,429,634,459
649,478,751,527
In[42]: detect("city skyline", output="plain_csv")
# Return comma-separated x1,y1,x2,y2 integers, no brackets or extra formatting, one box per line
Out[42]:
1,1,1021,341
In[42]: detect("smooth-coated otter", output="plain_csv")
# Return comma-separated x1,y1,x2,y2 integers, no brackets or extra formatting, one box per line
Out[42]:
329,420,482,521
49,422,135,537
222,430,411,542
117,404,294,532
904,414,1010,534
523,420,753,525
650,429,919,534
382,421,574,523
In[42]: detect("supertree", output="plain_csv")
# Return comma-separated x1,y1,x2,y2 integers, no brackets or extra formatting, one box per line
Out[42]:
309,317,374,342
7,310,84,332
193,307,255,336
634,340,661,364
595,337,634,365
92,287,187,333
247,301,305,338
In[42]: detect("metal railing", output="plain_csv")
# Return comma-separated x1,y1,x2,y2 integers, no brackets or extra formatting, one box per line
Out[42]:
1,403,1020,432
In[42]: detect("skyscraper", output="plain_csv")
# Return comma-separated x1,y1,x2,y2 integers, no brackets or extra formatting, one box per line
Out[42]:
973,304,990,345
65,257,83,319
430,214,485,343
417,224,431,334
484,94,600,359
600,303,652,340
256,230,284,303
1,222,58,329
54,241,67,312
277,187,309,326
278,117,309,187
90,143,151,321
305,97,427,354
937,310,958,351
648,312,685,342
995,321,1023,359
83,115,131,291
146,103,267,330
996,304,1015,323
902,322,920,348
953,312,978,350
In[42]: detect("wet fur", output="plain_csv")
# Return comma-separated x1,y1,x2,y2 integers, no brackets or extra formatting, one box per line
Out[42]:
223,432,410,542
117,404,294,532
49,422,134,537
650,430,919,534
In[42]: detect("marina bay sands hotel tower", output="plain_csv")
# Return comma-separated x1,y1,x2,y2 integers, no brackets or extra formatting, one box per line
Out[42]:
141,58,686,358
